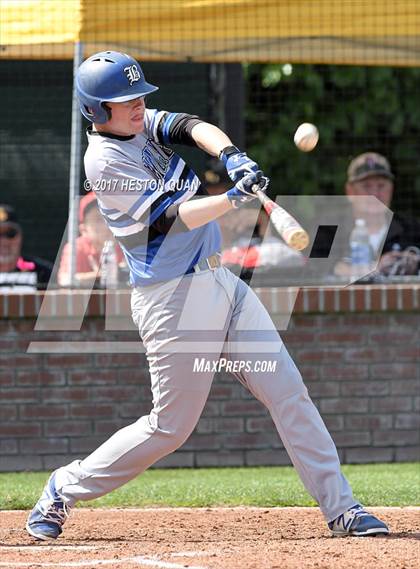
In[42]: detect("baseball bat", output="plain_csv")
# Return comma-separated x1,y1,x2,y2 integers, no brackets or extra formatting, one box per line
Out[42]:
254,188,310,251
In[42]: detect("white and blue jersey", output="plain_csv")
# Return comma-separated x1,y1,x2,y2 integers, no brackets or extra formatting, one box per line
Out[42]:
84,108,221,286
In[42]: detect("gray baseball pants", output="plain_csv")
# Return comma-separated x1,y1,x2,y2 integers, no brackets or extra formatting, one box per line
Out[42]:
54,266,355,522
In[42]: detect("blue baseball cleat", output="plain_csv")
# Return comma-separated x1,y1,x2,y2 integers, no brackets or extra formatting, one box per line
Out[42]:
328,504,389,537
26,472,71,540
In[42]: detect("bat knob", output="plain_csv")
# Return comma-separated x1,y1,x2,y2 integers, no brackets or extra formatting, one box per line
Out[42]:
252,176,269,194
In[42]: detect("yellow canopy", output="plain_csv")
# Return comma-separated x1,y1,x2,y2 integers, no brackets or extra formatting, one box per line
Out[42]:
2,0,420,66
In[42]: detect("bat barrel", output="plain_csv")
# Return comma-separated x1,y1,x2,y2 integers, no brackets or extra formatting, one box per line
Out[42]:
255,190,309,251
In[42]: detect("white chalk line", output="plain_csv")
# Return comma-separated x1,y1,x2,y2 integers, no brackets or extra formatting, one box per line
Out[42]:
171,551,211,558
0,546,97,552
0,555,207,569
133,557,207,569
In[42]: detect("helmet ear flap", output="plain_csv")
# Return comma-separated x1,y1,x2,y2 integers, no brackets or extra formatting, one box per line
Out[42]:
84,105,95,120
101,103,112,121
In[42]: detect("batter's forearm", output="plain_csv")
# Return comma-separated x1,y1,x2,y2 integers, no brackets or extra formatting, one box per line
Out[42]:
178,194,233,230
190,122,232,156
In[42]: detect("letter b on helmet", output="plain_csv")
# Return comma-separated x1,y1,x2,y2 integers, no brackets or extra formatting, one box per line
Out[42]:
76,51,158,123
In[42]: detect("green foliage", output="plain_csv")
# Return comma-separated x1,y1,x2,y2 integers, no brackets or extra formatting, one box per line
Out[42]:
1,464,418,510
245,64,420,216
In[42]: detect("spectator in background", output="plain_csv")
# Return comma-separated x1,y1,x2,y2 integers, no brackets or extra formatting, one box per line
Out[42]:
0,204,53,291
57,192,124,287
332,153,420,277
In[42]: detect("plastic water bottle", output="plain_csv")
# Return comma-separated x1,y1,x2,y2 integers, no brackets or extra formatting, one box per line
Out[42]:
100,240,118,289
350,219,373,277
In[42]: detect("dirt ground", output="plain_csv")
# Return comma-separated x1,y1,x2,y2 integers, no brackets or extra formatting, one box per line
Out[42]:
0,507,419,569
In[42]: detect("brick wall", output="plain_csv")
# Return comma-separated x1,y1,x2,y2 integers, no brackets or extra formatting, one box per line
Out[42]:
0,285,419,471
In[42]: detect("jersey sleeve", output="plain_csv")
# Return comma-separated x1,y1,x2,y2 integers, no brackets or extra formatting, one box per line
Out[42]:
92,157,192,240
143,108,167,142
144,108,203,146
91,159,158,237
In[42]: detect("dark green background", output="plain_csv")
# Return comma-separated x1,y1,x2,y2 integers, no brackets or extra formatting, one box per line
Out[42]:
246,64,420,217
1,61,419,263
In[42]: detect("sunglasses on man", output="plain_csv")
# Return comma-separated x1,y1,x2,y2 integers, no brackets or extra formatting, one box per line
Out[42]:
0,227,19,239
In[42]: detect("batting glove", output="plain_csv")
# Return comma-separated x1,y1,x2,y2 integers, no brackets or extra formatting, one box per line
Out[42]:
220,145,260,183
226,170,269,208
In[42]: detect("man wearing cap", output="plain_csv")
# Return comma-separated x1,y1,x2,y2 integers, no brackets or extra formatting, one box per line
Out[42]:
335,152,420,277
0,204,53,291
57,192,124,287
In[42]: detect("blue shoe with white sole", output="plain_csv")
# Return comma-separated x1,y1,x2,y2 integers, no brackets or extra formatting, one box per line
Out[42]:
26,472,71,540
328,504,389,537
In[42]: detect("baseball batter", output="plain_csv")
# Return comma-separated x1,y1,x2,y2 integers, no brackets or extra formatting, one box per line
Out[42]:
27,52,388,539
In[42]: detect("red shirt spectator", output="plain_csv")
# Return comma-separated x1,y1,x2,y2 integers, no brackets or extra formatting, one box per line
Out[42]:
58,193,124,287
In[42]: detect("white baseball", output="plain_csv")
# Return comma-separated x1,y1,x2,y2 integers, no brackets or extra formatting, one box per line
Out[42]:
294,123,319,152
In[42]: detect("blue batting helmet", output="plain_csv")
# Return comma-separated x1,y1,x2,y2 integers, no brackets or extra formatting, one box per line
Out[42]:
76,51,159,123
